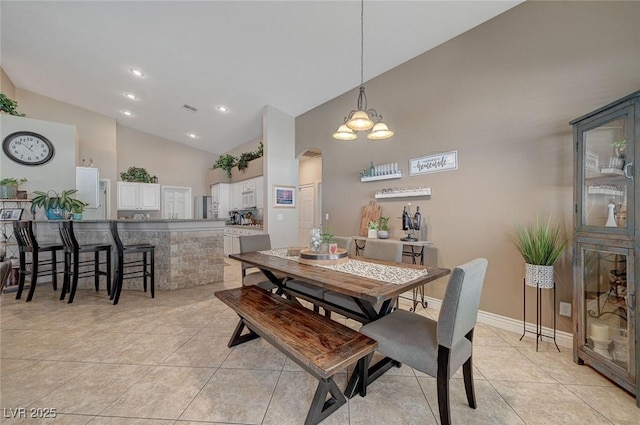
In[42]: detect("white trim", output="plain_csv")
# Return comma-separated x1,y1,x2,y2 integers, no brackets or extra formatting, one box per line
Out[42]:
420,295,573,348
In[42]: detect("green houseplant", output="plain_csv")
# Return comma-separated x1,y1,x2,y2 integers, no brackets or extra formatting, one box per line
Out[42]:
514,216,568,288
367,220,379,239
319,228,335,254
0,94,26,116
30,189,81,220
378,216,390,239
0,178,27,199
237,141,264,171
70,199,89,220
120,166,153,183
212,154,237,179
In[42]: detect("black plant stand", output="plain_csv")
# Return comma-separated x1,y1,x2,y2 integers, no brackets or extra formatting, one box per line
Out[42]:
520,278,560,352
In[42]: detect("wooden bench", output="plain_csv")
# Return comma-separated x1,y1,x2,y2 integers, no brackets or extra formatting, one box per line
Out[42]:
215,286,378,425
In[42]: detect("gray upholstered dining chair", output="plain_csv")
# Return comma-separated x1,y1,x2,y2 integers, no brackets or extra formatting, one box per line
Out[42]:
359,258,488,425
238,234,279,291
333,236,353,256
323,239,403,318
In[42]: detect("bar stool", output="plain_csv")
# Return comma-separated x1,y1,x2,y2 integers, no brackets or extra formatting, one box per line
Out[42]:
58,221,112,303
13,220,64,302
109,221,155,305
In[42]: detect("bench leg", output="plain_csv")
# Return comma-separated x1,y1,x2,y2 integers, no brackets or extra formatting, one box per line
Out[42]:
228,318,260,348
344,354,400,399
305,377,346,425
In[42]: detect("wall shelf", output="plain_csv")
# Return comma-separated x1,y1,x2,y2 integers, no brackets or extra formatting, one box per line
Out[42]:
360,172,402,182
375,188,431,199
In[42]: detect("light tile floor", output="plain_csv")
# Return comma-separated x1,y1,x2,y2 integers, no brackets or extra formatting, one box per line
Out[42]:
1,260,638,425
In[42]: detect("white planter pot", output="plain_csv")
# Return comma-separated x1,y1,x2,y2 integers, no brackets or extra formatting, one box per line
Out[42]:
367,229,378,238
525,263,555,289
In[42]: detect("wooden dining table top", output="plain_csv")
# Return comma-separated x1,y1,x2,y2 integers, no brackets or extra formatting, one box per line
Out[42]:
230,251,451,304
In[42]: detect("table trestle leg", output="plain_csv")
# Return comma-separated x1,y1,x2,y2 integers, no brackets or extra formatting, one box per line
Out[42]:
304,377,346,425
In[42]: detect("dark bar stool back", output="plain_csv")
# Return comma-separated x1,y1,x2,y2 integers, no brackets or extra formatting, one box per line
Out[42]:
58,221,112,303
13,220,63,301
109,221,155,305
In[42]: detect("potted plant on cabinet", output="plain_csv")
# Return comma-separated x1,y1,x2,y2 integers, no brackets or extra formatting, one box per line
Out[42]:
212,154,237,179
0,178,27,199
378,216,390,239
30,189,80,220
367,220,379,239
0,94,25,116
514,216,568,288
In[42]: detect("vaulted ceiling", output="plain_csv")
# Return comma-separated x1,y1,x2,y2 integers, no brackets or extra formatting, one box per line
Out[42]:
1,1,522,154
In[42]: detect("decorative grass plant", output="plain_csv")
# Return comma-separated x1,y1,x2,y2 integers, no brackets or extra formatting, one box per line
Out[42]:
514,216,568,266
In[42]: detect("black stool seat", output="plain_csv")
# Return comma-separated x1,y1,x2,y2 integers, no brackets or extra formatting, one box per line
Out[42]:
59,221,112,304
109,221,155,305
13,220,64,302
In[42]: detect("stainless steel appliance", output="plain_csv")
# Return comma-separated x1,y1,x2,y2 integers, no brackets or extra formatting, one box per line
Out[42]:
194,196,214,219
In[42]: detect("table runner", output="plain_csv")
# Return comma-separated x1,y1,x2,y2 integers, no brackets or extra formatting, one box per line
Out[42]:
259,248,429,285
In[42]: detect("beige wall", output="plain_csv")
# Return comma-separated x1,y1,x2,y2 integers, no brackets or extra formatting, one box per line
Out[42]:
116,124,216,198
296,1,640,332
1,68,16,99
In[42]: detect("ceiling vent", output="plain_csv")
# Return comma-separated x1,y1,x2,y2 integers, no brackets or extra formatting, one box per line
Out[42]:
182,104,198,113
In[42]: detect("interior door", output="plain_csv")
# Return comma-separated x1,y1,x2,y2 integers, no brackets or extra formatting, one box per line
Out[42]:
162,186,192,219
298,184,315,247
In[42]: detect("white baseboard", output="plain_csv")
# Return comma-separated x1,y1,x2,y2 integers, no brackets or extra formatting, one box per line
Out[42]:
420,296,573,349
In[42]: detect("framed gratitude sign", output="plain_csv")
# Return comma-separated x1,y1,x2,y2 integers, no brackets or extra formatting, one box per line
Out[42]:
409,150,458,176
273,185,295,208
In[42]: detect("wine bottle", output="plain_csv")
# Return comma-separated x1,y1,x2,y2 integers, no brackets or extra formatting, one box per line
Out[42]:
369,161,375,177
402,206,410,231
414,206,421,231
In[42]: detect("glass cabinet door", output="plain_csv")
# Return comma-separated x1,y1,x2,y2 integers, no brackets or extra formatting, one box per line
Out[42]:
579,243,635,377
577,110,634,234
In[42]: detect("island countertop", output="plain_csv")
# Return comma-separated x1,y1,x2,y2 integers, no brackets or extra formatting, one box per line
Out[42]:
33,219,225,291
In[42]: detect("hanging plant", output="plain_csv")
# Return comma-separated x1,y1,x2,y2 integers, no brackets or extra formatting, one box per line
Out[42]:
237,141,264,171
120,166,153,183
212,154,237,179
0,94,26,116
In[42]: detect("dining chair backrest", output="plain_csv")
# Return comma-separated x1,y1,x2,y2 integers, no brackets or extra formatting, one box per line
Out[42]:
13,220,37,253
362,240,403,263
437,258,488,349
58,220,79,252
333,236,352,255
239,234,271,253
109,221,125,252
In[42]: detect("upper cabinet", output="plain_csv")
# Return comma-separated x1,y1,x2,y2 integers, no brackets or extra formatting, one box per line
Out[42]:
117,182,160,210
573,92,637,235
76,167,100,208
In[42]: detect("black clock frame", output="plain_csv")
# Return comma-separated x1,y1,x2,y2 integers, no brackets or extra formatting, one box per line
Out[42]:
2,131,55,166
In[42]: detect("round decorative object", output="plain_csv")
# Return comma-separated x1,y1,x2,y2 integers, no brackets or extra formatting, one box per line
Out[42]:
298,248,349,266
2,131,55,166
525,263,554,288
377,230,389,239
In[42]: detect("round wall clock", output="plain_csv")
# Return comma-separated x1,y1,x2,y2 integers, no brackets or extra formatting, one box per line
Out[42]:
2,131,55,166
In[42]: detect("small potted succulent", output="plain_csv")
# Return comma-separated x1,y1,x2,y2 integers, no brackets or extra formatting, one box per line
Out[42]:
70,199,89,220
0,178,27,199
319,228,335,254
367,220,379,239
378,216,390,239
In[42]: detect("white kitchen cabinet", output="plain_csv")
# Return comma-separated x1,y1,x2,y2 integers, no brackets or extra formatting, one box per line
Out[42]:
117,182,160,210
242,179,256,192
224,226,264,256
231,182,243,210
255,176,264,208
76,167,100,208
212,183,230,219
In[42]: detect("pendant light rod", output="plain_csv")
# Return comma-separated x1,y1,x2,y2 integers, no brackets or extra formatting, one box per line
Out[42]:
333,0,393,140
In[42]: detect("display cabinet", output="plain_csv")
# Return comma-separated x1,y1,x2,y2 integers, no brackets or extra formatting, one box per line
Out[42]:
571,91,639,405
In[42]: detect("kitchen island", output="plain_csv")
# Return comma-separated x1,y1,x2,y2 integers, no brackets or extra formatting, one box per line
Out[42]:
33,219,226,291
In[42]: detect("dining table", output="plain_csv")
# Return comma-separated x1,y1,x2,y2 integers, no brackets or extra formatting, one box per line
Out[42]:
229,249,451,397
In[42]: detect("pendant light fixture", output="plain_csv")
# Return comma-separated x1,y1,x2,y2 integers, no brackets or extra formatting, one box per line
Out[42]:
333,0,393,141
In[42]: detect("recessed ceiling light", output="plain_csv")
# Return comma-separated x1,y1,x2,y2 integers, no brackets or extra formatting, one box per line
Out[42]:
129,68,144,77
216,105,229,113
121,110,134,117
124,92,138,100
187,133,198,139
